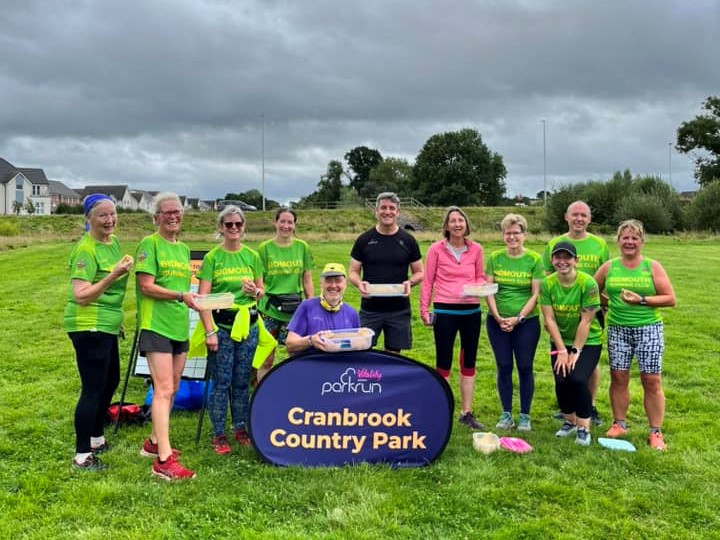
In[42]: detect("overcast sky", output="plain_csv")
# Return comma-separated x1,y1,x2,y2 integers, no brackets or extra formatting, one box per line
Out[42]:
1,0,718,203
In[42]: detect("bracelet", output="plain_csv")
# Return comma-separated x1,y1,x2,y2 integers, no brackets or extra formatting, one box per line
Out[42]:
307,335,313,347
205,330,217,338
176,291,184,302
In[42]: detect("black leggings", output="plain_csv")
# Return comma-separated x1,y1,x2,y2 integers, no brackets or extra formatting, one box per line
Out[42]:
433,304,481,375
551,344,602,419
69,331,120,453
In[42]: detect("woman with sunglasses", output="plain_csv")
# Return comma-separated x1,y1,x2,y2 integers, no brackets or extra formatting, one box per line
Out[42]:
255,207,314,383
135,192,199,480
197,206,263,455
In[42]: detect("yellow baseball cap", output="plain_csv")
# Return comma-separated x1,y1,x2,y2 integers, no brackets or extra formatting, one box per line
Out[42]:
321,263,346,278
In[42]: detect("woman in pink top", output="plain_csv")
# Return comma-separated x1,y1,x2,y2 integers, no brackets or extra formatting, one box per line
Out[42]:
420,206,487,430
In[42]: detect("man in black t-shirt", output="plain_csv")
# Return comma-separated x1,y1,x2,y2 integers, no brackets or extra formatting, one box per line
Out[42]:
349,192,424,352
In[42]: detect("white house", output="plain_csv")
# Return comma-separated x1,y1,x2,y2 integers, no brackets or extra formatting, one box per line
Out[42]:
77,185,138,211
0,158,52,215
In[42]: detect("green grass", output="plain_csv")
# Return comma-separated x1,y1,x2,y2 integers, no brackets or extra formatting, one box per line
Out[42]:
0,233,719,539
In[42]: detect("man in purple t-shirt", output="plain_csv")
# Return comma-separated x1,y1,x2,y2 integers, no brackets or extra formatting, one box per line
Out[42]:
286,263,360,355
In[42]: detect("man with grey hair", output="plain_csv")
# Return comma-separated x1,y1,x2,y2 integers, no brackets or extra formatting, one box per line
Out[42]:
349,192,424,353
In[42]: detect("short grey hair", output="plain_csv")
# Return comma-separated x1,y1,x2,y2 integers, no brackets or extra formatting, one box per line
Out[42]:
153,192,183,215
376,192,400,207
217,205,245,229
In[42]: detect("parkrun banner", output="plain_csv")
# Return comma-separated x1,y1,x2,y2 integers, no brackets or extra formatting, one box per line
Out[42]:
248,350,454,467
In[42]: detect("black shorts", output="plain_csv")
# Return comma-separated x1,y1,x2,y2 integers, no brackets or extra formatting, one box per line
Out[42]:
138,329,189,356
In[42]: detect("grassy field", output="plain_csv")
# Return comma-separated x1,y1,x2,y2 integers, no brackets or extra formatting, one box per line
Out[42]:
0,222,719,539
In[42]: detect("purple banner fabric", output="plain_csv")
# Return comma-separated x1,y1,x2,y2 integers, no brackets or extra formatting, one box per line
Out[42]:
249,350,454,467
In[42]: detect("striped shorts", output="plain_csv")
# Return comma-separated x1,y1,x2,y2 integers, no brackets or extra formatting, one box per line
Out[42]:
607,322,664,374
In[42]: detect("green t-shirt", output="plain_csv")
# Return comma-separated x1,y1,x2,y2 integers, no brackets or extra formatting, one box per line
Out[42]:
543,233,610,275
135,233,191,342
540,271,602,345
605,257,661,327
257,238,314,322
485,248,544,318
63,233,128,334
196,244,262,306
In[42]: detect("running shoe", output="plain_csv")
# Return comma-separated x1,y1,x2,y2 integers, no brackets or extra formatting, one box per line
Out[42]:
212,435,232,455
458,412,485,430
234,428,252,447
495,411,515,430
152,454,196,481
575,428,592,446
555,421,577,437
605,422,628,438
90,441,110,454
140,438,181,458
648,431,667,451
517,413,532,432
72,455,107,471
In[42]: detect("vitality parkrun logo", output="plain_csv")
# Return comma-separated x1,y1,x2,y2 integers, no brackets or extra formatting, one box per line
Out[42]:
321,367,383,396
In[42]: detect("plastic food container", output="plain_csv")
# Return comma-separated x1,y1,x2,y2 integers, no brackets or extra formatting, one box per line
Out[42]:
195,292,235,310
462,283,499,297
472,432,500,454
320,328,375,352
366,283,406,297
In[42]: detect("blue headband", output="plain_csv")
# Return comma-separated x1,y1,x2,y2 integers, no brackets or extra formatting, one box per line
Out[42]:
83,193,114,231
84,193,114,216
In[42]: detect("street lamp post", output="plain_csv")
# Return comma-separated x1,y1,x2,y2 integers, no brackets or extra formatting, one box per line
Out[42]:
261,113,266,211
542,119,547,206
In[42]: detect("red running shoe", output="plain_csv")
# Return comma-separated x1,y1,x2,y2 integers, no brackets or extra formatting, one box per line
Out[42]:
140,438,181,459
152,454,196,481
234,428,252,447
212,435,232,455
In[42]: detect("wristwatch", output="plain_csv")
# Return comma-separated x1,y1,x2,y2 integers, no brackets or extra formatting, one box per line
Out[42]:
517,315,526,324
640,295,647,305
570,346,582,355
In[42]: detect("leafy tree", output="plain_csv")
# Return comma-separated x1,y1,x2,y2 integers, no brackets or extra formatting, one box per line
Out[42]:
345,146,383,198
12,200,23,215
365,157,414,200
676,96,720,187
412,128,506,206
685,180,720,231
315,160,344,204
25,199,36,215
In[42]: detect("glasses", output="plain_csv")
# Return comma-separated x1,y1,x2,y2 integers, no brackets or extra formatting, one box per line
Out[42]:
223,221,244,229
158,210,182,218
504,231,524,236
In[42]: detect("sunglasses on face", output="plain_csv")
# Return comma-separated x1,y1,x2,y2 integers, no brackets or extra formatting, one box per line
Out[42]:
223,221,244,229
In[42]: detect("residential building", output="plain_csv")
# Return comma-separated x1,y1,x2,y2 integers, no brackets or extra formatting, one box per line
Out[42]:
0,158,52,215
77,185,138,210
48,180,82,212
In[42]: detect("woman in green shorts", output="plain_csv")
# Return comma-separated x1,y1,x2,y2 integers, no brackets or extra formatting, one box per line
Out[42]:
135,192,199,481
64,194,133,471
256,207,314,381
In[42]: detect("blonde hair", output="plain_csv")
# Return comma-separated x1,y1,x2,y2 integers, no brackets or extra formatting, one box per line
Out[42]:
500,213,527,233
616,219,645,241
152,192,183,215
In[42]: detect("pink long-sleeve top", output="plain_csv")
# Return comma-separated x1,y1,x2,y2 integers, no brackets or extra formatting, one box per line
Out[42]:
419,238,487,319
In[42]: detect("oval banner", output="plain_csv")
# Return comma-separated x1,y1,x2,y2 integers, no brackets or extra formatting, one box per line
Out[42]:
249,350,454,467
